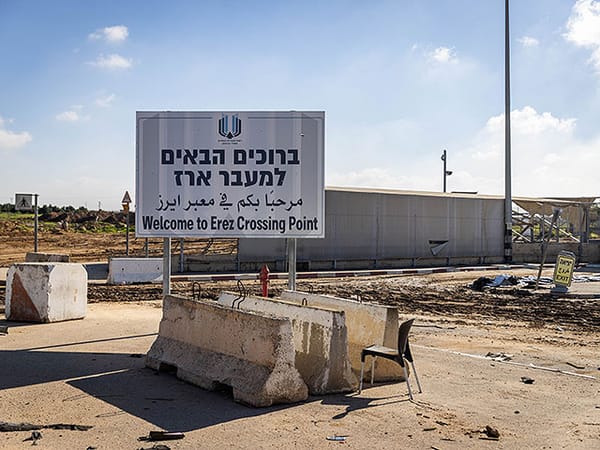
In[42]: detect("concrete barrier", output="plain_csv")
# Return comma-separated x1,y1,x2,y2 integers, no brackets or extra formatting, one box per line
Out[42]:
281,290,403,382
25,252,70,263
107,257,162,284
218,292,356,394
5,263,87,322
146,295,308,407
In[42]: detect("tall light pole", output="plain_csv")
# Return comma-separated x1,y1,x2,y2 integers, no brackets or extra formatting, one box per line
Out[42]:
504,0,513,262
441,149,453,192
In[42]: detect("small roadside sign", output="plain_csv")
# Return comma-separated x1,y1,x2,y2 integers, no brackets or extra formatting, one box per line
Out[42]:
553,250,576,288
122,191,132,212
122,191,132,204
15,193,33,211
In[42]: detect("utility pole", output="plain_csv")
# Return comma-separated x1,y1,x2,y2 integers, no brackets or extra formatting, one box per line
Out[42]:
504,0,513,263
34,194,39,252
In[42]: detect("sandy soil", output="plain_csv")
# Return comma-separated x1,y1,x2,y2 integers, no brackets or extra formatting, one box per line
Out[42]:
0,217,235,266
1,222,600,448
2,301,599,449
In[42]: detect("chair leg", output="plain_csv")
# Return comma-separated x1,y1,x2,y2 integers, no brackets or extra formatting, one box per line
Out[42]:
402,360,414,400
410,360,422,393
370,357,376,385
359,360,365,393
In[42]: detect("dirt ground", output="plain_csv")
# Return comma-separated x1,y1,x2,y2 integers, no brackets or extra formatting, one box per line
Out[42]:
1,223,600,448
0,216,235,267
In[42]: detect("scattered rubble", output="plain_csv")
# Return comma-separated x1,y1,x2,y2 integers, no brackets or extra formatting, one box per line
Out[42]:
0,421,92,432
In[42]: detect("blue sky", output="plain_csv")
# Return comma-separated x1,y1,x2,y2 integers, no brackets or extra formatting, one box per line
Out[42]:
1,0,599,210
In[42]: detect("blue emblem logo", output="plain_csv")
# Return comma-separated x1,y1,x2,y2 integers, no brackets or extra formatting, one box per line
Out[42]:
218,114,242,139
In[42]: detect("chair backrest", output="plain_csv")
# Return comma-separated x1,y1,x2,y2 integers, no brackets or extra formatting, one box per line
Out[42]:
397,318,415,359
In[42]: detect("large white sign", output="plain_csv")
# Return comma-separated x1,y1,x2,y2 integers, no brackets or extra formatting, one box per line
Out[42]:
136,111,325,238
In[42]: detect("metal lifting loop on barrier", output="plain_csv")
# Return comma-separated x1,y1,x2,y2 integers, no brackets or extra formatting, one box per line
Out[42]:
301,297,308,307
191,282,202,302
232,279,248,309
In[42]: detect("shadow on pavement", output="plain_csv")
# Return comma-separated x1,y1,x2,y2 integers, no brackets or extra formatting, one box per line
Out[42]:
69,367,295,432
320,391,410,420
84,262,108,281
0,348,298,432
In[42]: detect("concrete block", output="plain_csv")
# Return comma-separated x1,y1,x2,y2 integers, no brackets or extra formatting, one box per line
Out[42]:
25,252,70,263
5,263,87,322
108,258,162,284
218,292,356,394
146,295,308,407
281,290,403,382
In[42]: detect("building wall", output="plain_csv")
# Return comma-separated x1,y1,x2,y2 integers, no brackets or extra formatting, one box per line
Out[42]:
238,189,505,267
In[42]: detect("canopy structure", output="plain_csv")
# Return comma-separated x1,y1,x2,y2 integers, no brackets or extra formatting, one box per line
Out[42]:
512,196,597,243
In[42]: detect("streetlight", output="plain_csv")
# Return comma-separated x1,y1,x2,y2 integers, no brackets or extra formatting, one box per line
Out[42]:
504,0,513,263
441,149,453,192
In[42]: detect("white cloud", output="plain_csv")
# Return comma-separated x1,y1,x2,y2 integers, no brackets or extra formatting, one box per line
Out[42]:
95,93,116,107
0,116,32,151
89,25,129,44
55,106,90,122
564,0,600,73
89,54,132,70
429,46,458,64
518,36,539,48
328,107,600,197
55,110,81,122
484,106,576,135
462,106,599,196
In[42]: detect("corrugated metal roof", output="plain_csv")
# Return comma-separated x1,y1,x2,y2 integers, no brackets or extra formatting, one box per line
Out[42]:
325,186,598,206
325,186,500,199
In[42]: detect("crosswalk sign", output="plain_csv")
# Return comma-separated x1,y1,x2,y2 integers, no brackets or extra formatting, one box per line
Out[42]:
15,193,33,211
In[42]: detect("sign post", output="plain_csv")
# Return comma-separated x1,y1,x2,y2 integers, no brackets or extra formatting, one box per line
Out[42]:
287,238,297,291
122,191,132,256
136,111,325,295
163,237,171,295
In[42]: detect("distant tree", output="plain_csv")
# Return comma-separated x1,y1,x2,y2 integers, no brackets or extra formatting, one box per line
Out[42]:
39,204,59,214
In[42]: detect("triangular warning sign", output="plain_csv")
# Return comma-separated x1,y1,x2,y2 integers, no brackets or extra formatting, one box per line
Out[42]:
122,191,132,204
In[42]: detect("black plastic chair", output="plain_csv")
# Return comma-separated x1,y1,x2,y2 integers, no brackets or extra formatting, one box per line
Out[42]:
358,318,422,400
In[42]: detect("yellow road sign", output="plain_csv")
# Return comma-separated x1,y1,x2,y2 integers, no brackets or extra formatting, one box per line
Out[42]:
553,251,576,287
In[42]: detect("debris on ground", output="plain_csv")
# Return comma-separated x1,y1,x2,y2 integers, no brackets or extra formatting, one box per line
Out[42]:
483,425,500,439
0,421,93,432
485,352,513,362
23,430,42,445
486,425,500,437
469,273,600,291
326,435,348,442
138,445,171,450
521,376,535,384
139,431,185,442
471,275,519,291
